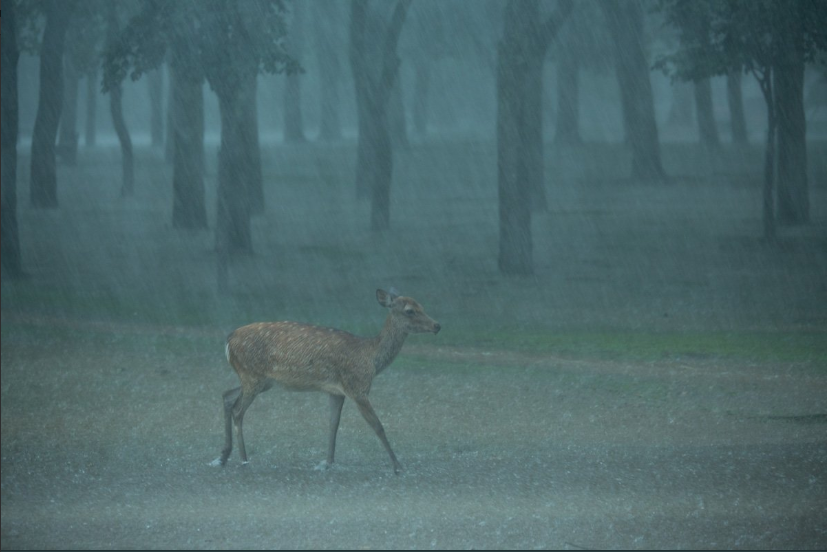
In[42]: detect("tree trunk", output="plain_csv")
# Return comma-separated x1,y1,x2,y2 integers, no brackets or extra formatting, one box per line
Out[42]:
313,0,342,141
1,0,23,277
389,80,409,149
107,4,133,196
726,71,748,144
171,64,206,230
554,48,581,145
58,53,80,165
602,0,665,181
215,77,256,256
148,67,164,147
85,67,97,147
284,0,306,143
497,42,534,276
694,77,719,148
666,81,693,129
165,64,174,163
774,4,808,225
412,60,430,136
755,69,776,241
525,54,547,212
30,0,74,208
244,78,264,215
109,83,134,196
350,0,411,230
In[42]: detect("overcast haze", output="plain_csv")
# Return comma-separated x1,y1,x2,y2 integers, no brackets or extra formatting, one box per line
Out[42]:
2,0,826,549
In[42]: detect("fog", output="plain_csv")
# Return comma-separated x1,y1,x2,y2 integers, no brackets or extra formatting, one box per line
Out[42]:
2,0,826,549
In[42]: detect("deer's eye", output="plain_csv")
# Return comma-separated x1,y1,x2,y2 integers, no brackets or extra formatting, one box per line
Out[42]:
404,309,415,316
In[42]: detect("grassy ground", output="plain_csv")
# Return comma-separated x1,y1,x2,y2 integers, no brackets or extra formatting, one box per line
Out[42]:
2,140,826,548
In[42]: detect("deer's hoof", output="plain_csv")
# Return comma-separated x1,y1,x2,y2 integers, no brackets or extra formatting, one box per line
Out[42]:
314,460,333,471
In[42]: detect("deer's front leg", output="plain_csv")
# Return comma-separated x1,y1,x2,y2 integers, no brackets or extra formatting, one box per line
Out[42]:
354,396,402,474
326,393,346,467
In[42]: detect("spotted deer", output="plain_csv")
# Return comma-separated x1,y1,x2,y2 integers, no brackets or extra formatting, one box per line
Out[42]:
217,289,441,474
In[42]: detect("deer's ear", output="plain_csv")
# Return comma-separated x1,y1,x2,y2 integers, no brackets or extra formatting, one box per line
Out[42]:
376,289,394,308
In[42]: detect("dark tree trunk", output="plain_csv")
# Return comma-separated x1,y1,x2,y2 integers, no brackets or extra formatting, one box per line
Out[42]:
58,54,80,165
313,0,342,141
284,0,306,143
694,77,719,148
666,81,693,129
554,48,581,145
107,6,134,197
109,84,134,196
245,78,264,215
754,69,776,241
170,64,206,230
525,54,546,212
165,64,174,163
602,0,665,181
496,0,573,275
350,0,411,231
774,4,808,226
148,68,164,147
726,71,748,144
85,67,97,147
412,60,430,136
2,1,23,277
389,80,409,149
30,0,74,208
215,75,257,256
497,42,534,275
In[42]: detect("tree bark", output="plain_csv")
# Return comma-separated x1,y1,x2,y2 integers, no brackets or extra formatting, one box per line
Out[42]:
30,0,75,208
774,3,808,225
694,77,719,148
726,71,748,144
524,53,546,212
602,0,665,181
165,64,174,163
412,60,430,136
244,78,264,215
497,41,534,275
58,53,80,165
313,0,342,141
554,48,581,145
754,69,776,241
107,4,134,197
85,67,97,147
284,0,306,143
2,0,23,277
148,68,164,147
389,80,409,149
170,64,206,230
496,0,573,275
350,0,411,231
215,75,257,255
666,81,693,129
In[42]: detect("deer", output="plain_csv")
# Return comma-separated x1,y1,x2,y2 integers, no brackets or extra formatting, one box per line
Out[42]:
216,289,440,474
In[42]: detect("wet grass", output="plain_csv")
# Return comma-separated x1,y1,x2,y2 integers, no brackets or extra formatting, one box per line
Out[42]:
446,328,827,366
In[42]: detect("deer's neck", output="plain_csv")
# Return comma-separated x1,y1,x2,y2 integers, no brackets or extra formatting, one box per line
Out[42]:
372,315,408,375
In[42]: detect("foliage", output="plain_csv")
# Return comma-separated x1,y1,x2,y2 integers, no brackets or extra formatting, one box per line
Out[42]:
103,0,300,94
654,0,827,83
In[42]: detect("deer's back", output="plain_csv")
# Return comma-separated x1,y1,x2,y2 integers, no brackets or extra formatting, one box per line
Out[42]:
226,322,373,393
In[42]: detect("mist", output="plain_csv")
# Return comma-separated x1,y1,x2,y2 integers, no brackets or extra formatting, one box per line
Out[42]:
2,0,826,549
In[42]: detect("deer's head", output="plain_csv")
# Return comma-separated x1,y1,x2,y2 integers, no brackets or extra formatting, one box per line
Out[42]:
377,289,441,334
